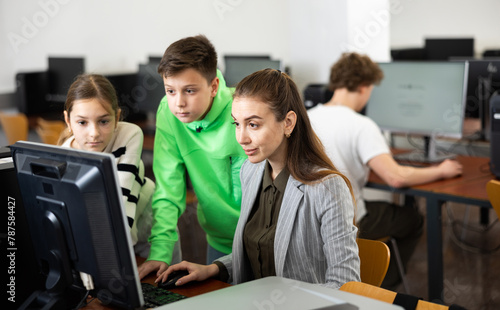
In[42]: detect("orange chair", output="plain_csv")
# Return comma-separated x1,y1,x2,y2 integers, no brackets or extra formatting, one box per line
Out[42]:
486,179,500,220
36,118,67,145
356,238,390,287
340,281,449,310
0,112,29,145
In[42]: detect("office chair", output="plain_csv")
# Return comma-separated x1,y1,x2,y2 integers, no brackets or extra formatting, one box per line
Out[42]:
340,281,450,310
0,112,29,145
35,118,67,145
356,238,390,287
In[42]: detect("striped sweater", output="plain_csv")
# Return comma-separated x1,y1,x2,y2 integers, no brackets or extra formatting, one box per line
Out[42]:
61,121,153,247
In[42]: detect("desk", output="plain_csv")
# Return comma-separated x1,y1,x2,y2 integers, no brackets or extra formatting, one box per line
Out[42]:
366,154,493,303
83,257,230,309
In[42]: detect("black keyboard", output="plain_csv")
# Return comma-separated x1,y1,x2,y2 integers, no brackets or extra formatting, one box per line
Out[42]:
141,282,187,308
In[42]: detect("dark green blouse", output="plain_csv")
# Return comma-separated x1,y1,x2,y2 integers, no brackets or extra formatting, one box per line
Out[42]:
242,162,290,279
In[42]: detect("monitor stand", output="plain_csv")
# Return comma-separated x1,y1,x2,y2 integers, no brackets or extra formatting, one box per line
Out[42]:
393,136,456,164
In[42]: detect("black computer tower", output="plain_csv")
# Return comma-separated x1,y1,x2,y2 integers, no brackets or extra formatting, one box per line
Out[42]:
15,71,50,115
490,95,500,178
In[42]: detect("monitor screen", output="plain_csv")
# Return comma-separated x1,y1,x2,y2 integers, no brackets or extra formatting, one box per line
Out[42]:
425,38,474,60
10,141,143,309
366,61,469,140
223,56,281,87
47,57,85,104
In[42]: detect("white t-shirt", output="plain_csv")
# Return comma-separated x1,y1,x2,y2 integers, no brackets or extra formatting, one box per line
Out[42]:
308,104,390,222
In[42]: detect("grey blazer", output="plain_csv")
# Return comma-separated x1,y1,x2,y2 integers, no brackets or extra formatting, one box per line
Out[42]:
218,160,360,289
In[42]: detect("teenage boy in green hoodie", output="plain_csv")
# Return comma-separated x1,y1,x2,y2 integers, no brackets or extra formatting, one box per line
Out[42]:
138,35,247,280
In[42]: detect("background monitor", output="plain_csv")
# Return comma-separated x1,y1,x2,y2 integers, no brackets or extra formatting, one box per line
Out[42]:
15,71,50,115
135,62,164,117
303,84,333,110
463,60,500,139
366,61,469,162
390,47,427,61
105,72,143,121
47,57,85,105
11,141,143,310
223,55,281,87
425,38,474,60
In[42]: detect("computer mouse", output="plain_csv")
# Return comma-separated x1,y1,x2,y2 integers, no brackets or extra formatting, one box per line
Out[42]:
158,270,190,290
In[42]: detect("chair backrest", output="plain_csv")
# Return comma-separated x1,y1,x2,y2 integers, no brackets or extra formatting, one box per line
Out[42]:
357,238,390,287
340,281,449,310
486,179,500,220
36,118,67,145
0,112,29,145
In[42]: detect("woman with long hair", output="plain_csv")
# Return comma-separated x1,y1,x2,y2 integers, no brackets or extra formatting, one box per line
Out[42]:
158,69,360,289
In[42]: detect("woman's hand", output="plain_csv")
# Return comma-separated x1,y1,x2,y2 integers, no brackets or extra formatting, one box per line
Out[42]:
155,261,220,287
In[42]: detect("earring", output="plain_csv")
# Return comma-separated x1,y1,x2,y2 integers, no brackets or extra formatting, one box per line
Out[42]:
285,132,291,138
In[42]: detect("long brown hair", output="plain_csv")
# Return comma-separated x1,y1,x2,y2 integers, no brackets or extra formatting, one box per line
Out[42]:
58,74,120,145
234,69,353,195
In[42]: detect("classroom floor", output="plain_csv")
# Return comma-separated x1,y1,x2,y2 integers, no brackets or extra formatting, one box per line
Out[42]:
399,199,500,310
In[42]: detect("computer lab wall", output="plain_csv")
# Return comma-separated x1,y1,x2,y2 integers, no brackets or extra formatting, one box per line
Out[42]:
390,0,500,56
0,0,390,102
2,0,497,108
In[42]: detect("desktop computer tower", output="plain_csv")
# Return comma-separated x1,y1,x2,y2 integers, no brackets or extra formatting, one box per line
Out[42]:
15,71,50,115
490,94,500,178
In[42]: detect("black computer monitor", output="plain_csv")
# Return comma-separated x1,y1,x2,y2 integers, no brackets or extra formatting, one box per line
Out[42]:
366,61,469,162
463,60,500,139
15,71,50,115
47,57,85,105
135,62,165,117
223,55,281,87
425,38,474,60
11,141,144,310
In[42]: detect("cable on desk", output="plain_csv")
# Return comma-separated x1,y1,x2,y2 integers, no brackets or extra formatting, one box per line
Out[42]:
445,205,500,254
405,134,459,158
72,290,92,310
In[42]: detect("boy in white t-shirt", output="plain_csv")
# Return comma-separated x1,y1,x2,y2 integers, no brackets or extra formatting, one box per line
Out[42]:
308,52,463,289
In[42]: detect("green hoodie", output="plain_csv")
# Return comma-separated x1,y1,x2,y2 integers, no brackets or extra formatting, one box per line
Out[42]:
148,70,247,264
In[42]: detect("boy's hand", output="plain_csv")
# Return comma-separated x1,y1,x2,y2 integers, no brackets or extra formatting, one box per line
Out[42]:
138,260,169,280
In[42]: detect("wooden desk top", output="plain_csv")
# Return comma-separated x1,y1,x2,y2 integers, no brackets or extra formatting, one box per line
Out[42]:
83,257,230,309
367,154,494,201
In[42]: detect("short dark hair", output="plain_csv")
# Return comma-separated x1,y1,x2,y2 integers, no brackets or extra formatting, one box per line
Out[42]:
158,34,217,82
328,52,384,92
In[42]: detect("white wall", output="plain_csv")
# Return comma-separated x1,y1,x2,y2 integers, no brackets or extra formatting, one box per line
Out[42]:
390,0,500,57
289,0,390,91
0,0,390,96
0,0,290,93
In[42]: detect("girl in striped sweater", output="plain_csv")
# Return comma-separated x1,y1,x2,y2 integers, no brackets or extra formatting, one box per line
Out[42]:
59,73,181,261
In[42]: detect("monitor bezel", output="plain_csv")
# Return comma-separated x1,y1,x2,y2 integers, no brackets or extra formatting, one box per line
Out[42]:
11,141,144,309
